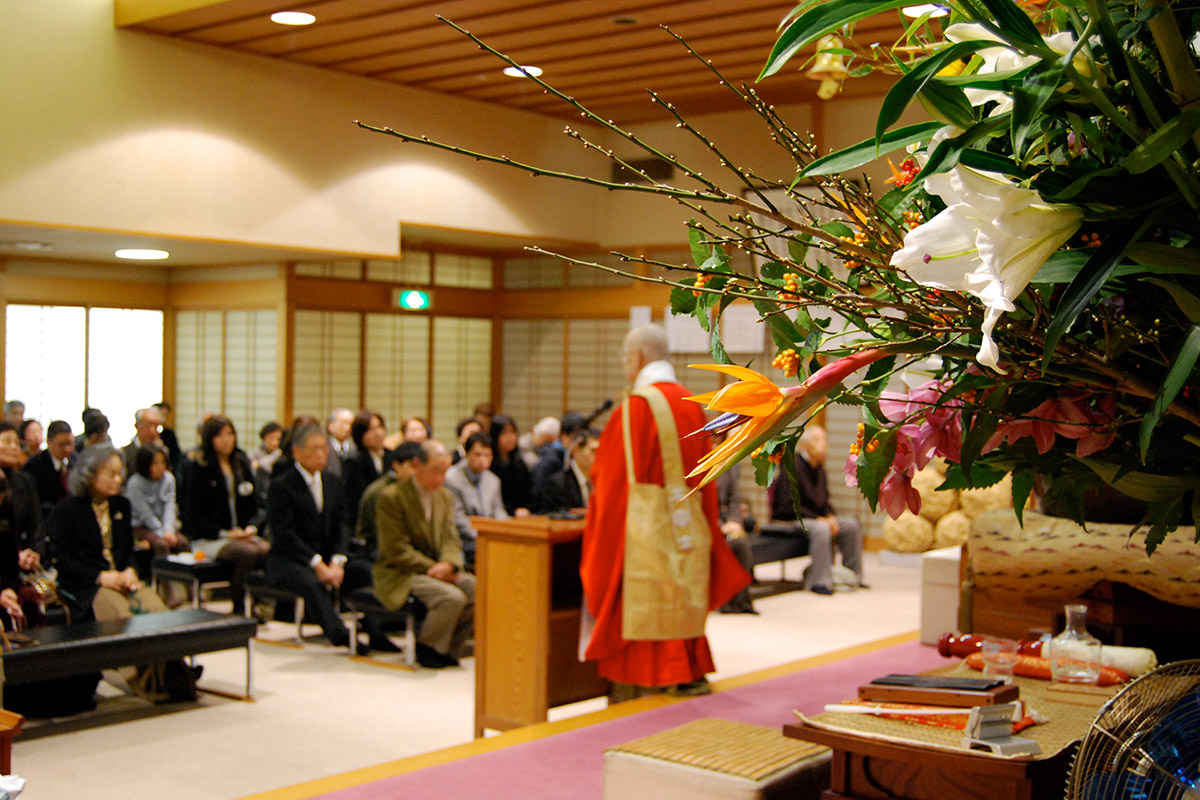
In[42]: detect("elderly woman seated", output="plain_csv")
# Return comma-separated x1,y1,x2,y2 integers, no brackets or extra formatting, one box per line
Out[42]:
47,444,197,702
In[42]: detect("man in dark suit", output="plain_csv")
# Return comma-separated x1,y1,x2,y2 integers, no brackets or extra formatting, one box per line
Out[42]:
265,423,389,653
21,419,74,516
536,428,598,514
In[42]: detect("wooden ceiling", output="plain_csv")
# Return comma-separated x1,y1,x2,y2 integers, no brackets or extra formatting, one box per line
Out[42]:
118,0,906,122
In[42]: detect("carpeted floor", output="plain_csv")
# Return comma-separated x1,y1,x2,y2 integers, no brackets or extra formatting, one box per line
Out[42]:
307,636,946,800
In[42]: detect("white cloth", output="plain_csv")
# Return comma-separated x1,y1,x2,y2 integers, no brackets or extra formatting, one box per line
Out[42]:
633,359,677,389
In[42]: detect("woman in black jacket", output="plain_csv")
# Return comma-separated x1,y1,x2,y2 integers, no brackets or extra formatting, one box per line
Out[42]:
47,444,196,703
180,416,269,614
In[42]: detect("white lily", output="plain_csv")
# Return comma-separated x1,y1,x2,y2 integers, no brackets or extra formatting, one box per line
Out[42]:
890,165,1083,370
944,23,1083,114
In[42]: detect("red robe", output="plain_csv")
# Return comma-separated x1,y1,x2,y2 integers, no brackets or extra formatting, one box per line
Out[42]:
580,380,752,686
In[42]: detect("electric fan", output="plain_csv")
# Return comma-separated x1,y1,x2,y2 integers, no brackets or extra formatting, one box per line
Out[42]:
1067,660,1200,800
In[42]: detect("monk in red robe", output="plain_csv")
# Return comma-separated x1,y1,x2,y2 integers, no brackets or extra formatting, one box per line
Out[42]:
580,324,752,698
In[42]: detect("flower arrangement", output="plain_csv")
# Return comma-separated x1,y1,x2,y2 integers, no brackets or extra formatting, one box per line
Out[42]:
360,1,1200,552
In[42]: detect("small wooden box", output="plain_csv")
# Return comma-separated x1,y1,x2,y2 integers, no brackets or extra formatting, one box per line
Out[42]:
858,681,1020,707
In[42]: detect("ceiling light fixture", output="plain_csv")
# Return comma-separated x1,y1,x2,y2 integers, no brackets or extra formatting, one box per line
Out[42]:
114,248,170,260
0,241,53,253
502,65,543,78
901,4,950,17
611,15,639,26
270,11,316,26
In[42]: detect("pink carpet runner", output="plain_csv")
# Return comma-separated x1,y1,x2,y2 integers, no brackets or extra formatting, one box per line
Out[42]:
319,639,945,800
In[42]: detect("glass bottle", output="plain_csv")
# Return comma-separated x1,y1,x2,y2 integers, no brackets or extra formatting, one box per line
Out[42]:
1048,604,1103,684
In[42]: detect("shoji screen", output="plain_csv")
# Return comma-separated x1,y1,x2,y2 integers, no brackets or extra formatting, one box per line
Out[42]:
363,313,430,433
565,319,627,426
500,320,565,430
223,310,278,441
430,317,491,441
175,310,224,440
292,310,362,421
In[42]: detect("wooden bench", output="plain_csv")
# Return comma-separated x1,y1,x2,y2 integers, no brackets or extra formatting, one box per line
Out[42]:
1,608,257,701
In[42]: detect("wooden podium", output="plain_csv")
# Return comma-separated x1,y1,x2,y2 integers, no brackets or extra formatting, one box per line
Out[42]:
473,515,610,737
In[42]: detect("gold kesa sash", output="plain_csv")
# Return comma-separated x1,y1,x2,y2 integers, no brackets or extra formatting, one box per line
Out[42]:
621,385,711,641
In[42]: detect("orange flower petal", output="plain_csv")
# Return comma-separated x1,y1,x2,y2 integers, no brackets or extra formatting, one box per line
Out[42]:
689,363,778,386
704,381,782,417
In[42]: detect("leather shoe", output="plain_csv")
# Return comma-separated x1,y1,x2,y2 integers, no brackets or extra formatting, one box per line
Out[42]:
416,643,457,669
369,635,403,653
811,585,834,596
354,642,371,657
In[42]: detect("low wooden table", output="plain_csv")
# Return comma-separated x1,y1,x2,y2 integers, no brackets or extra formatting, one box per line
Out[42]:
1,608,257,700
783,673,1094,800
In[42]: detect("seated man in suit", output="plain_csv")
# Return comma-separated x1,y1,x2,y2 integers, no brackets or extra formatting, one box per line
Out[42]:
265,423,396,653
769,425,865,595
373,439,474,669
529,411,586,512
443,431,507,568
22,419,74,516
537,428,599,514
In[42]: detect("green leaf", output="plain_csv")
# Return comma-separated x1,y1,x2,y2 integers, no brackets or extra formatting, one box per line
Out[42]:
800,122,944,178
1042,214,1153,369
1128,243,1200,271
877,41,987,142
977,0,1045,46
915,77,977,130
760,0,909,80
1011,471,1034,526
1011,59,1065,156
1033,249,1090,283
957,149,1030,179
687,224,710,267
710,322,732,366
752,298,805,349
939,462,1006,490
1144,278,1200,323
1123,109,1200,174
1139,325,1200,459
670,286,697,316
1076,457,1200,502
759,259,787,282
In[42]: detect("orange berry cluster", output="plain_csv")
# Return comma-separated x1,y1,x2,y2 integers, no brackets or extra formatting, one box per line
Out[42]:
692,273,712,297
777,272,803,304
849,423,865,456
1081,232,1101,248
772,348,799,377
842,232,870,270
902,210,923,230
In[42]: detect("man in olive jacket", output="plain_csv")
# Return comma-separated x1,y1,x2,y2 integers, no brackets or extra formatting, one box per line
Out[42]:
373,439,474,668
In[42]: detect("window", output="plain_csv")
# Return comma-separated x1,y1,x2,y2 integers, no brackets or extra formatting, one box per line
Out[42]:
5,305,163,445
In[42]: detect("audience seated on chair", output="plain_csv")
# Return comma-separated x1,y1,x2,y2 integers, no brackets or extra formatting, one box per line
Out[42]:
768,425,865,595
0,421,47,624
324,408,355,477
19,418,42,460
444,431,508,568
121,407,164,474
488,414,532,517
450,417,482,465
373,439,474,669
46,444,197,703
354,441,421,563
715,449,758,615
22,419,74,517
341,409,392,538
126,445,189,556
179,415,269,615
265,422,395,654
518,415,559,471
535,427,598,515
529,411,586,512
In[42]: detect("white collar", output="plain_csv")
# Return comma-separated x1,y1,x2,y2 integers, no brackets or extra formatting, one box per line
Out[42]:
295,462,320,486
633,359,676,389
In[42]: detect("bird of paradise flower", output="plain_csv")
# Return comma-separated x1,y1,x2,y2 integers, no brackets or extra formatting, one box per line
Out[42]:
685,349,888,489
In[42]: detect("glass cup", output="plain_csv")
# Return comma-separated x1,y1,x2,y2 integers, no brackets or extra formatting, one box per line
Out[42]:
980,636,1020,683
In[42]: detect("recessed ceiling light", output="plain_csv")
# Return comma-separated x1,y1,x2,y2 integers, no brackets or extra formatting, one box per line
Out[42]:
502,65,543,78
270,11,316,26
611,15,639,26
902,4,950,17
115,248,169,261
0,240,53,253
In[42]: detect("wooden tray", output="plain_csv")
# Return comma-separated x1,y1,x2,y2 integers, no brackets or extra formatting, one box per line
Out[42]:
858,681,1020,707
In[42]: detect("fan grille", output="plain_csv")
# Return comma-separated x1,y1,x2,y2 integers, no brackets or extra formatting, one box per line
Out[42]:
1067,660,1200,800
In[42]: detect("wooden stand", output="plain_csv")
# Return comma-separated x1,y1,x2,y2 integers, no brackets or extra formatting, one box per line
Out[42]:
473,515,609,737
783,720,1075,800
